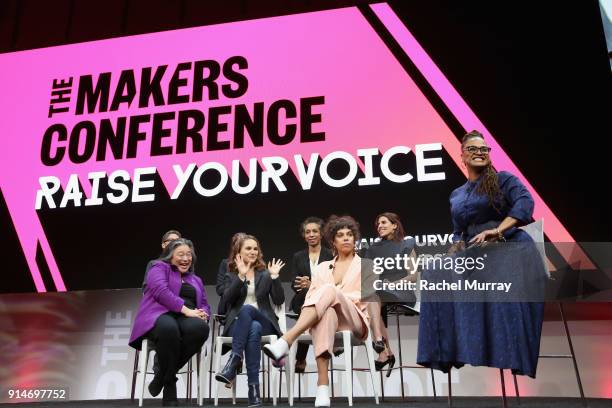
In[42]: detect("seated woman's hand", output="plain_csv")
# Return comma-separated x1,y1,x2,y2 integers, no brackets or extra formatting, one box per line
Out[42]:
197,308,209,321
293,276,311,291
182,306,208,320
268,258,286,279
468,229,500,246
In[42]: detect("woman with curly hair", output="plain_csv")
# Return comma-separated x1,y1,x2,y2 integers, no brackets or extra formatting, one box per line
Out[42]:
264,215,369,407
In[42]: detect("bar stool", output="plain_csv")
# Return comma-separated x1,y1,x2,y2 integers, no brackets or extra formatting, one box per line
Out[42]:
131,338,209,406
384,303,438,400
286,312,358,402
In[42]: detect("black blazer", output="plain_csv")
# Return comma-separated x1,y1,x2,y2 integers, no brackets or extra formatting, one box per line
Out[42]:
221,269,285,337
289,247,333,313
215,259,229,316
216,259,229,296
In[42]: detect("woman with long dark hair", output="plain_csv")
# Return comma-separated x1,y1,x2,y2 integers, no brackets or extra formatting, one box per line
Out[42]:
215,234,285,407
364,212,417,376
129,238,211,406
417,130,546,378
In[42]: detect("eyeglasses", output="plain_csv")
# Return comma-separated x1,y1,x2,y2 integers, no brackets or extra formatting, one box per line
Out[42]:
463,146,492,154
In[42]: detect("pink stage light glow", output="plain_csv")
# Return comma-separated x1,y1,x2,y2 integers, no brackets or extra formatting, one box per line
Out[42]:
0,3,581,292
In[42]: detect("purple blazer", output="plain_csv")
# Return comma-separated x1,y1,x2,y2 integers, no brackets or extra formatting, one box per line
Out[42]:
129,261,211,349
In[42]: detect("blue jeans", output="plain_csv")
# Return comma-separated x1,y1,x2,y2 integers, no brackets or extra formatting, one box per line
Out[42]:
227,305,276,384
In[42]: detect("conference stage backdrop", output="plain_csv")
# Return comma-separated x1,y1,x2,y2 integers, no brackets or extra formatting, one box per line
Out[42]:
0,3,579,294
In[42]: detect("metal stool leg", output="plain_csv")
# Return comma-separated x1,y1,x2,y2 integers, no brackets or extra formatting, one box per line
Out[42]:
395,310,405,399
559,302,586,407
500,369,508,408
447,369,452,408
512,373,521,405
262,353,267,401
431,368,437,400
197,351,202,406
278,366,283,401
187,359,193,403
208,317,217,400
131,350,139,401
349,345,355,403
266,357,271,403
330,359,335,397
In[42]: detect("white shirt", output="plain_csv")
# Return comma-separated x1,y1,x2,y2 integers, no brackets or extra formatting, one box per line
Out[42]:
243,279,258,309
309,255,319,279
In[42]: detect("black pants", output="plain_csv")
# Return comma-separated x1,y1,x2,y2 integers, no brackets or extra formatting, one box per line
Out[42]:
291,292,310,361
381,303,389,328
148,312,210,390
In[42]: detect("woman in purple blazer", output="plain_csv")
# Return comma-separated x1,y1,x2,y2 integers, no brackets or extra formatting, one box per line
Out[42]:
129,238,211,406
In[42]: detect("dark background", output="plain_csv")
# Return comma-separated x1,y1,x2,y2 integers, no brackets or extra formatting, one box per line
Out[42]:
1,0,611,294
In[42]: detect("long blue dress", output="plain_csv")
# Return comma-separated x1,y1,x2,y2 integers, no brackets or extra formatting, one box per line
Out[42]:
416,171,545,378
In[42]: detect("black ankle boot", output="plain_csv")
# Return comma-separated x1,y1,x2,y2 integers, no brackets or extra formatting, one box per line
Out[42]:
153,354,160,375
215,354,242,384
148,373,163,397
248,384,262,407
161,378,178,406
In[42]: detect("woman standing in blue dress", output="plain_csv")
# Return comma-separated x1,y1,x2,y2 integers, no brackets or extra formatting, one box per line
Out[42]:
417,130,545,378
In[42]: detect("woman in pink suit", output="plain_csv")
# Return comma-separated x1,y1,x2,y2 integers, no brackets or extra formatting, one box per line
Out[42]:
264,215,369,407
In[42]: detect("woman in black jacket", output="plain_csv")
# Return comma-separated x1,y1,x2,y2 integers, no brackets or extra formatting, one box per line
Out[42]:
289,217,333,373
215,234,285,407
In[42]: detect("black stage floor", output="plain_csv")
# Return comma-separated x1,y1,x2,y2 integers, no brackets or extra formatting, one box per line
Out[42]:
0,397,609,408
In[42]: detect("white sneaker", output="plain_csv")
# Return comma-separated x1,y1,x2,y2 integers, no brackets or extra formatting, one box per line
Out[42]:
314,385,330,407
262,338,289,361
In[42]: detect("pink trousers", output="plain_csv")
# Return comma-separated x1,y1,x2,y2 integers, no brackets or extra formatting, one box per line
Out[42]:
302,284,366,358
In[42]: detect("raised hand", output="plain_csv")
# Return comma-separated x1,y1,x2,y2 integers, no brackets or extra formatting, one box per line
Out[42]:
235,254,249,279
268,258,286,279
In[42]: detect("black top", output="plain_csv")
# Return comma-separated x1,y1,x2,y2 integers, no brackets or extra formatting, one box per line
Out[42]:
215,258,230,316
364,238,416,282
289,246,334,313
179,282,197,310
216,258,229,296
290,247,334,293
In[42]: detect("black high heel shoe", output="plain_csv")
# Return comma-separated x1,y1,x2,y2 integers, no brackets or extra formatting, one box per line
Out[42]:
372,337,386,353
375,354,396,377
385,354,396,377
